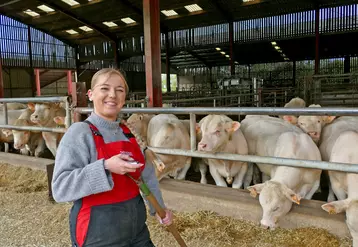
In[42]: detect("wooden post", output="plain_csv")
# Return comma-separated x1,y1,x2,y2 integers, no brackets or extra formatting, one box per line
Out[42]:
67,70,72,95
35,68,41,96
143,0,162,107
165,32,171,93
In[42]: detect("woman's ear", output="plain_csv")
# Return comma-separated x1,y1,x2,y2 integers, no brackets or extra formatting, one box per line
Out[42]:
87,89,93,101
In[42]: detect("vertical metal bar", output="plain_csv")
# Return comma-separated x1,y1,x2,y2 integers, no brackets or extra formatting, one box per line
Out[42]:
0,51,3,98
35,68,41,96
315,8,320,75
293,60,296,87
190,113,196,151
67,70,72,95
165,31,171,93
229,22,235,75
143,0,162,107
65,98,71,128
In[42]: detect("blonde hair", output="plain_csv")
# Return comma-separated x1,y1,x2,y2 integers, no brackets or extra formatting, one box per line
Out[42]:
91,68,129,94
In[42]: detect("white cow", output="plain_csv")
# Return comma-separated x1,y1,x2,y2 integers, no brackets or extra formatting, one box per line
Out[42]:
241,115,322,229
29,102,66,157
128,114,191,181
2,107,46,157
319,116,358,247
196,114,249,189
283,104,336,144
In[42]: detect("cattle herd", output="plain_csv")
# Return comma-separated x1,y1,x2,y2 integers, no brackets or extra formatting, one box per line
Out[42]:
0,97,357,246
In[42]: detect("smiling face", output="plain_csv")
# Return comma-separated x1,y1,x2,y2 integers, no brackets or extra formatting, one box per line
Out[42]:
87,70,127,121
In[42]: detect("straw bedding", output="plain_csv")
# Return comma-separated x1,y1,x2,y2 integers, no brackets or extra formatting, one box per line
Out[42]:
0,163,352,247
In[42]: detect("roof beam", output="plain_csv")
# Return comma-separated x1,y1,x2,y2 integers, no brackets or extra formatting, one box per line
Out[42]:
186,50,212,68
0,0,21,8
39,0,117,42
209,0,233,22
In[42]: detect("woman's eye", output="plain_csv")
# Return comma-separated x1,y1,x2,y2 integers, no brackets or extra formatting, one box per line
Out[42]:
101,88,108,91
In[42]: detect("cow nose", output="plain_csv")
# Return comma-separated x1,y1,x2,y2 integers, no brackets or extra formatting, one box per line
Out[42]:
198,142,207,149
309,131,319,138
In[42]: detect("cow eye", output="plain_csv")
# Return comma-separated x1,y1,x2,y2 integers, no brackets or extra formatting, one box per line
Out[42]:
273,207,280,212
318,120,321,123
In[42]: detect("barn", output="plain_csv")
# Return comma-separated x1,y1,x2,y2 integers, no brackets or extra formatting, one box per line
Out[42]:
0,0,357,246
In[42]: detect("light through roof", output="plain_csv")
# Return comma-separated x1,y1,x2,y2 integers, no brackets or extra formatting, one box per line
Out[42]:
61,0,80,6
23,9,40,17
121,17,136,24
103,21,118,27
66,29,78,35
37,5,55,13
161,10,178,16
79,26,93,32
184,4,203,12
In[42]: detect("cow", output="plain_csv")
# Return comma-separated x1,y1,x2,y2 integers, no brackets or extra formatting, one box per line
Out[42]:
240,115,322,229
127,114,191,181
0,108,28,153
0,102,27,111
283,104,336,144
279,97,306,124
196,114,249,189
2,107,46,157
319,116,358,247
29,102,66,157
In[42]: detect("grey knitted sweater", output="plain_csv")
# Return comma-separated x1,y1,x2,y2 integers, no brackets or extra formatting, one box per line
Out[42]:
51,112,165,215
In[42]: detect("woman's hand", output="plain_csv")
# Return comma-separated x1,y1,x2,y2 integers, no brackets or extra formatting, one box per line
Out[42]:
156,209,173,226
104,154,143,175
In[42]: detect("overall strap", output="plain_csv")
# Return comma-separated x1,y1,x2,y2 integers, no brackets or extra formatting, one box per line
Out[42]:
84,120,105,146
120,124,140,149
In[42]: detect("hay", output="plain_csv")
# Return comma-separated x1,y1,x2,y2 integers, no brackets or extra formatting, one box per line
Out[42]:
0,163,353,247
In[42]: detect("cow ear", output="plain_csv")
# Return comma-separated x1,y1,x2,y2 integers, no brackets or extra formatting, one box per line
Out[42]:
27,103,35,111
282,185,301,205
283,115,298,125
322,199,351,214
247,183,265,198
323,116,336,124
225,121,240,133
195,123,201,134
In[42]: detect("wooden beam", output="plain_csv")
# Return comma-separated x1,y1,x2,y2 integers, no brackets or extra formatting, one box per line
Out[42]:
143,0,162,107
39,0,118,42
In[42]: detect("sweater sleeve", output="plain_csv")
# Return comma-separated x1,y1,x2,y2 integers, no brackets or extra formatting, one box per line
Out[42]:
141,160,166,216
51,122,114,203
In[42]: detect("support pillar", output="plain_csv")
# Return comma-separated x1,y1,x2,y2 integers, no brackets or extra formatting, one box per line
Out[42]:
0,54,3,98
35,68,41,96
113,41,120,68
28,26,35,97
72,81,87,122
344,56,350,83
314,8,320,75
143,0,162,107
165,32,171,93
229,22,235,75
67,70,72,95
293,60,296,87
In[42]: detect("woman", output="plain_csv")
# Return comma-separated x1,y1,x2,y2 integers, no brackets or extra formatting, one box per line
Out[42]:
52,68,173,247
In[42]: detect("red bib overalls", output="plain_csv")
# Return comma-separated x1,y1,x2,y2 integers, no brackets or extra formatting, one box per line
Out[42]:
69,121,148,247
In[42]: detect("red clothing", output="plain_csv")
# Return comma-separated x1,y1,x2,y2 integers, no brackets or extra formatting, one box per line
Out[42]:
76,121,145,247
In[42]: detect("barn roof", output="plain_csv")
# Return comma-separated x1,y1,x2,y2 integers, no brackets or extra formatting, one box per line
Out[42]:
1,0,357,67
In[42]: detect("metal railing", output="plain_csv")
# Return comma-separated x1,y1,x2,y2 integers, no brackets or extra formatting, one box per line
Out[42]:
74,106,358,174
0,96,70,133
